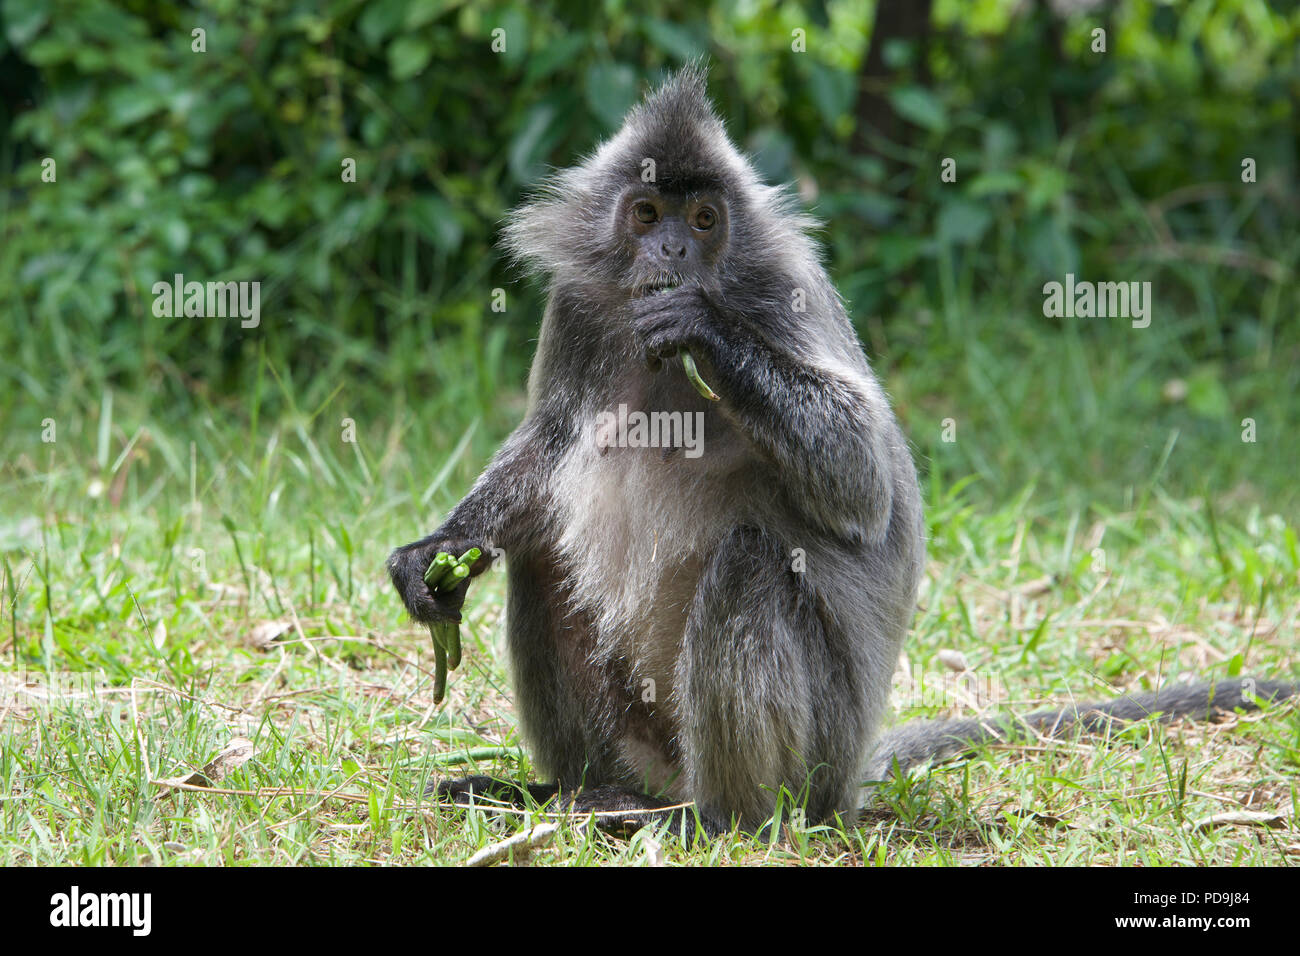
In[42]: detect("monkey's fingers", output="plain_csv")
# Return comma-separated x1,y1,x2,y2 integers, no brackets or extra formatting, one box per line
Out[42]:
681,350,720,402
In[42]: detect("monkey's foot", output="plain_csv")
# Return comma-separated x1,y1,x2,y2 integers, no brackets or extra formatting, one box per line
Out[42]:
430,775,720,842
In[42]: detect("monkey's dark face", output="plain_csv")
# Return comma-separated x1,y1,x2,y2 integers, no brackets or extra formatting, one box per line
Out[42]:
615,187,729,297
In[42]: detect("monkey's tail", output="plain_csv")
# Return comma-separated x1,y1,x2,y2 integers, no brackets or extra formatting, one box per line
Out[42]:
864,678,1298,781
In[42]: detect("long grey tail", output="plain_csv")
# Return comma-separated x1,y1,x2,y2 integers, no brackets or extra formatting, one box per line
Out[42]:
865,678,1298,781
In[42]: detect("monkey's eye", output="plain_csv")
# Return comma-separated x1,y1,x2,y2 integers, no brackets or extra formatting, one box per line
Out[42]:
633,202,658,224
694,207,717,230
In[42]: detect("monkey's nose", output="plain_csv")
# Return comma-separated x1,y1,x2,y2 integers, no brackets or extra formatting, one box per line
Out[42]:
660,242,687,259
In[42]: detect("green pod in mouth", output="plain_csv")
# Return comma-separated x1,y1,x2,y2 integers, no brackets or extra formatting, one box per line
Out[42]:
681,350,720,401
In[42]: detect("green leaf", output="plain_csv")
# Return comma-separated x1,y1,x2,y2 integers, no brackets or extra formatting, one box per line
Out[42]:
1025,217,1080,275
807,62,855,129
389,35,432,80
968,171,1022,197
1186,367,1230,420
642,19,704,61
746,127,794,183
359,0,410,48
1020,614,1051,663
874,235,930,271
936,199,991,245
3,0,49,46
105,87,161,128
160,218,190,255
508,101,561,184
889,85,947,132
1226,652,1244,678
1021,161,1070,213
882,38,917,70
585,62,639,131
407,195,463,253
495,9,529,67
523,33,586,84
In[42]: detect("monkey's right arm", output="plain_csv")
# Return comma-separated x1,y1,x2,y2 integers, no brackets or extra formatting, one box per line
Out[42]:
386,413,568,625
632,284,905,544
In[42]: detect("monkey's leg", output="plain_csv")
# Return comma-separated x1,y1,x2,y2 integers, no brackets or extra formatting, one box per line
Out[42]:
435,550,622,809
677,526,868,833
503,550,625,788
434,551,714,840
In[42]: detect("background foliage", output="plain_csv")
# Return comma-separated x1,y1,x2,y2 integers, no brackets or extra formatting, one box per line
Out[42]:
2,0,1298,509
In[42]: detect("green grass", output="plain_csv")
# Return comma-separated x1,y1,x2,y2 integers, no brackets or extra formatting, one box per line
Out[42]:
1,290,1297,866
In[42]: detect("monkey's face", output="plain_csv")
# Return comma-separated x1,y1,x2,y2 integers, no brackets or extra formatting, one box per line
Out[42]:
615,187,729,297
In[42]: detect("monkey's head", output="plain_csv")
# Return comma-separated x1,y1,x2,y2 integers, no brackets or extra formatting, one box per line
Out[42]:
503,63,817,306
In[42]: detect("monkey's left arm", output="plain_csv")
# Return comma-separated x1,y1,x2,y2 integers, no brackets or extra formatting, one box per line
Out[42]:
386,410,571,625
633,285,900,543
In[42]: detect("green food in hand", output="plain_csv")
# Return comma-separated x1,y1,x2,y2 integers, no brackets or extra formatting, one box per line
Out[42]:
443,620,462,671
431,626,449,703
443,564,470,589
421,548,484,702
424,548,481,591
423,551,454,588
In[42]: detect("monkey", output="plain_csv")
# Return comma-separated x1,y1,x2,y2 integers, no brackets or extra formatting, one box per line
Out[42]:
387,65,1297,839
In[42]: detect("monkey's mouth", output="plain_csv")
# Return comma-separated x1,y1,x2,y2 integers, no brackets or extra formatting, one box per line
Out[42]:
635,277,683,298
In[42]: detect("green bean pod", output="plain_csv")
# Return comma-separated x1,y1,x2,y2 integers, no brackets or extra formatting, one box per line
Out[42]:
681,350,720,402
438,564,470,592
430,624,449,704
445,621,462,671
423,551,454,588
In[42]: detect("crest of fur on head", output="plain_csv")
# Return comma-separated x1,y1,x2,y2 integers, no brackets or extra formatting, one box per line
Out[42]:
501,61,823,301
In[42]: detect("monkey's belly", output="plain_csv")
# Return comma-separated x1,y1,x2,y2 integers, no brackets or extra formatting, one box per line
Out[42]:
549,430,736,790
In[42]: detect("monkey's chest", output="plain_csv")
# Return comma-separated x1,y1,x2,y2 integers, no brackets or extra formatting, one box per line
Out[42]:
549,405,743,671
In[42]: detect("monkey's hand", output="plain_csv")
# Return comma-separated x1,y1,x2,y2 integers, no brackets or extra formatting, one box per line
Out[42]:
630,284,724,373
386,535,490,625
